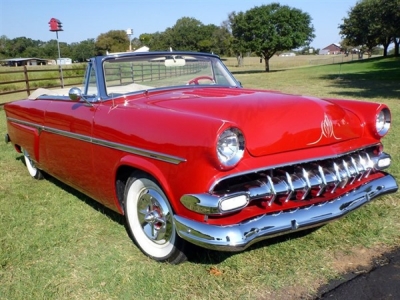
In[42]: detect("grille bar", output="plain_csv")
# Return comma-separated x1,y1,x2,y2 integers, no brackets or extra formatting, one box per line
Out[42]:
241,151,378,205
181,148,393,216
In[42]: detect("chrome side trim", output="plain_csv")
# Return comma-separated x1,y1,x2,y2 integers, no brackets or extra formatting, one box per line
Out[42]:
91,138,185,164
174,174,398,251
7,117,186,165
45,126,92,143
6,118,44,133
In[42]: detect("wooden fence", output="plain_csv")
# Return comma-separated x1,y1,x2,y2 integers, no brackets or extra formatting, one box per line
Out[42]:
104,61,206,85
0,65,86,100
0,61,205,106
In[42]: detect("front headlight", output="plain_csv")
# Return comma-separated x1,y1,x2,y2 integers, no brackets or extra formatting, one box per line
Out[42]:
216,128,245,169
375,108,391,137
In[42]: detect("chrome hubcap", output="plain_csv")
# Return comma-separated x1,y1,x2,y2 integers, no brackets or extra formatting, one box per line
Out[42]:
137,188,172,244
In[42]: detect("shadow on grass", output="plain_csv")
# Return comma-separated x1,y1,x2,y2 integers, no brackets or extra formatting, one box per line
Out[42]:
16,154,325,265
186,227,322,265
231,69,284,75
45,175,125,225
15,154,126,226
321,56,400,100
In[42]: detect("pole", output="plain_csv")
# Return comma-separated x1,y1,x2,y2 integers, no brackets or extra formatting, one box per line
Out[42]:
56,31,64,88
127,28,133,52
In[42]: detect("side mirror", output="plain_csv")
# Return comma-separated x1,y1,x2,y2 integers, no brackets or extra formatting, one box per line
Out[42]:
69,87,82,101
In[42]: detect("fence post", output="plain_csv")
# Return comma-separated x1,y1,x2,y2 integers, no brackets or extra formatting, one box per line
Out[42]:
23,65,31,96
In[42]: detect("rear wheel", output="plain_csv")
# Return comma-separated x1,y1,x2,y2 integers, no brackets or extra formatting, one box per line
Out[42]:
23,149,44,180
124,173,187,264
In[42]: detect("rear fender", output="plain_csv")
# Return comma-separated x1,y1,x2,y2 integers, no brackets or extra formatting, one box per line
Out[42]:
7,120,41,163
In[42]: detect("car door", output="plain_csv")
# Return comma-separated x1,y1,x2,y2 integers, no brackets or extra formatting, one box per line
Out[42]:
41,99,98,197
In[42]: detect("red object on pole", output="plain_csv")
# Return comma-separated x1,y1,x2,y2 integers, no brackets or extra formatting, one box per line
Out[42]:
49,18,63,32
48,18,64,87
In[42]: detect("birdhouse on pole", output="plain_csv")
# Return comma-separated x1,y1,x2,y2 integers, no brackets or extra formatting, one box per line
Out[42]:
48,18,64,87
49,18,63,32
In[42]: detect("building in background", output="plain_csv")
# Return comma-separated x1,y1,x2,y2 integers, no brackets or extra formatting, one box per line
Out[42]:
319,43,342,55
56,58,72,65
0,58,50,67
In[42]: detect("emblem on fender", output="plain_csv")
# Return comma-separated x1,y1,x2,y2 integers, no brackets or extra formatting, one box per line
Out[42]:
307,114,342,145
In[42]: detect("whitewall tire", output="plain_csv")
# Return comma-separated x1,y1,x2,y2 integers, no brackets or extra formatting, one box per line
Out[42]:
23,149,44,180
124,173,187,264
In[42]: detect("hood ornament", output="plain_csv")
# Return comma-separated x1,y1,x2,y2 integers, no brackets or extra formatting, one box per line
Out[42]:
308,114,342,145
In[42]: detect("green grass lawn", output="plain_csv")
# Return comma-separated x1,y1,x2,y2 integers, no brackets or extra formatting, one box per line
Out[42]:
1,56,399,300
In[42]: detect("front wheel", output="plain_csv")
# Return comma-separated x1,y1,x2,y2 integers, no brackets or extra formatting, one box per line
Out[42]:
124,173,187,264
23,149,44,180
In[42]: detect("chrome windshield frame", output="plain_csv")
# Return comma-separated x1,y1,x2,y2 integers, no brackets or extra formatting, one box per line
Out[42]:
88,51,242,102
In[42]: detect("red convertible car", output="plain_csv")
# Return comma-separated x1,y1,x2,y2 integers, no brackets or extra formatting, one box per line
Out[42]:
4,51,398,264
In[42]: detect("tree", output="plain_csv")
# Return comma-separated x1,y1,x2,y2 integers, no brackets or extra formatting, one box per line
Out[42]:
4,37,43,58
229,3,315,72
163,17,200,51
141,32,169,51
70,39,96,62
297,46,316,55
23,45,44,58
197,24,219,53
138,33,152,46
163,17,207,51
228,12,251,66
58,42,72,59
339,0,400,57
213,20,234,56
339,1,375,57
0,35,10,58
381,0,400,56
130,37,143,50
95,30,129,55
40,40,56,59
340,37,355,55
140,20,231,54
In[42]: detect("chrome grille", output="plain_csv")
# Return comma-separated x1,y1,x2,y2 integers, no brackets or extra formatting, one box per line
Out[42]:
213,147,387,206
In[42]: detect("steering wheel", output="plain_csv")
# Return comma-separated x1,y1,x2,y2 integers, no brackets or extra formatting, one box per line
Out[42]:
188,76,214,85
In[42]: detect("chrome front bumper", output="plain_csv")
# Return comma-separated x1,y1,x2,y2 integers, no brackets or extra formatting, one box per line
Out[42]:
174,174,398,251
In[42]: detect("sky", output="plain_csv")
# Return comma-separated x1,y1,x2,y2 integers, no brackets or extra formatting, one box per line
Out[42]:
0,0,359,49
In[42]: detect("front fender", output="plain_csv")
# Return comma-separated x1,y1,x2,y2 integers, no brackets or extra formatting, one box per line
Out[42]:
117,154,183,214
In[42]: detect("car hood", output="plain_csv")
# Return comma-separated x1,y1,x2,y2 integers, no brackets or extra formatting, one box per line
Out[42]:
136,88,362,157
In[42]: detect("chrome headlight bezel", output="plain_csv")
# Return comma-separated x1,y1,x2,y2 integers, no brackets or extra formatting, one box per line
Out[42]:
216,128,245,169
375,108,391,137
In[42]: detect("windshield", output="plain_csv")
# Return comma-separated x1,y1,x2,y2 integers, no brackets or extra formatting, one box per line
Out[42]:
103,53,239,96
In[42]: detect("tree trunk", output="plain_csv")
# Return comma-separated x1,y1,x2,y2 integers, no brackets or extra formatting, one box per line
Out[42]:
395,38,400,57
264,58,270,72
383,44,389,56
380,37,391,57
236,53,243,67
